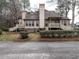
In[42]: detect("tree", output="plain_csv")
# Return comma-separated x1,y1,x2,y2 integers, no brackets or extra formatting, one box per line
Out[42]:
71,0,79,27
21,0,30,10
7,0,20,27
0,0,7,13
47,0,71,17
57,0,71,17
0,0,31,31
47,0,78,28
71,0,76,27
0,0,9,31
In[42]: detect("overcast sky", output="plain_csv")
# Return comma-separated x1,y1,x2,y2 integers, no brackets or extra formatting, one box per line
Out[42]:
30,0,57,10
30,0,79,23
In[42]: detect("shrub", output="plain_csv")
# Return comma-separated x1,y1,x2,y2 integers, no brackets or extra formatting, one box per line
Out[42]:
40,32,48,38
40,30,79,38
2,28,8,31
16,28,20,32
0,32,21,41
53,34,59,38
20,32,28,39
0,26,8,32
0,29,2,35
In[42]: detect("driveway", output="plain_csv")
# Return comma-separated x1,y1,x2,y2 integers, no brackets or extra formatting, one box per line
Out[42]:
0,41,79,59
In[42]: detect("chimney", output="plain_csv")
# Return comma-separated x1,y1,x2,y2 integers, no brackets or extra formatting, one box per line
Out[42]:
39,4,45,28
22,11,27,19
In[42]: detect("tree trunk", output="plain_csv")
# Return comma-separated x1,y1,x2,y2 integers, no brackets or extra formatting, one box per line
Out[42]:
72,5,75,27
72,0,76,28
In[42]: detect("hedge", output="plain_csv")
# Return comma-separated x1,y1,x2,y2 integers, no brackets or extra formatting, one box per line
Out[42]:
0,29,2,35
20,31,28,39
40,30,79,38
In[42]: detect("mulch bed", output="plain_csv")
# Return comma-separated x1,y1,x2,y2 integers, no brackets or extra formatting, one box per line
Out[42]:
14,39,29,42
39,37,79,42
14,37,79,42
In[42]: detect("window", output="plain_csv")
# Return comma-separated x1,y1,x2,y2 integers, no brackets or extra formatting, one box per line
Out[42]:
64,23,67,26
26,21,29,26
36,21,39,26
29,23,31,26
26,21,34,26
36,23,39,26
32,21,34,26
26,23,28,26
28,21,32,26
32,23,34,26
45,23,48,27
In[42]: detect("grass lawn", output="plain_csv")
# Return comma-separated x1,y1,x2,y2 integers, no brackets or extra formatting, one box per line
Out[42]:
0,32,21,41
28,33,41,41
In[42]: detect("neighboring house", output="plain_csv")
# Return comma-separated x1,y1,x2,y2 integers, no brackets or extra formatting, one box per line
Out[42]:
9,4,73,31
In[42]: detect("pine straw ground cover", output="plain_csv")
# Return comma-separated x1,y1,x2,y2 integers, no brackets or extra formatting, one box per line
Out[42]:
39,37,79,42
28,32,41,41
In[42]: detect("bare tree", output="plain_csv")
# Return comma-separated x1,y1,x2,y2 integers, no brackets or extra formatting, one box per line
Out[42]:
47,0,71,17
71,0,76,27
21,0,30,10
47,0,79,28
57,0,71,17
8,0,20,27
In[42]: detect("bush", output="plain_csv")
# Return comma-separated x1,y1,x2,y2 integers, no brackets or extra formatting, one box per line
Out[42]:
16,28,20,32
0,29,2,35
2,28,8,31
0,32,21,41
40,30,79,38
20,32,28,39
0,26,8,32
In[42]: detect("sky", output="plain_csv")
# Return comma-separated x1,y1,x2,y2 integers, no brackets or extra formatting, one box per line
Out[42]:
30,0,79,23
30,0,57,10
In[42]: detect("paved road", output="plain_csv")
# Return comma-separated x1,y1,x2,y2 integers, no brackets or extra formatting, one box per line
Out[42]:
0,41,79,59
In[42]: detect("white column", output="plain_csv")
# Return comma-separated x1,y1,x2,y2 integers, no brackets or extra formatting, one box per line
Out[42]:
39,4,45,28
34,21,36,28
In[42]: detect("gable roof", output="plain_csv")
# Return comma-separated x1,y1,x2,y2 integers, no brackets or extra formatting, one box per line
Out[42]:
26,12,39,19
45,10,60,19
23,10,70,20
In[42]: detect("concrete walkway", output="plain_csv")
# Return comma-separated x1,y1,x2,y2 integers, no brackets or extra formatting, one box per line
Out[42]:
0,41,79,59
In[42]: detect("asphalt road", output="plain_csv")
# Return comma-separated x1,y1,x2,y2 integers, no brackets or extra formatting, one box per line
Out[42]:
0,41,79,59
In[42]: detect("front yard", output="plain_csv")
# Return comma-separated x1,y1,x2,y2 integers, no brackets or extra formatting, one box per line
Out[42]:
0,32,21,41
0,30,79,42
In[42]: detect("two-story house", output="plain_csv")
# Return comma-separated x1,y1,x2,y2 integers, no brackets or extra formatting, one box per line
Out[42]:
9,4,73,31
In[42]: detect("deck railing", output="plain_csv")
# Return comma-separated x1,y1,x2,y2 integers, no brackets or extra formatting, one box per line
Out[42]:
48,23,60,28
